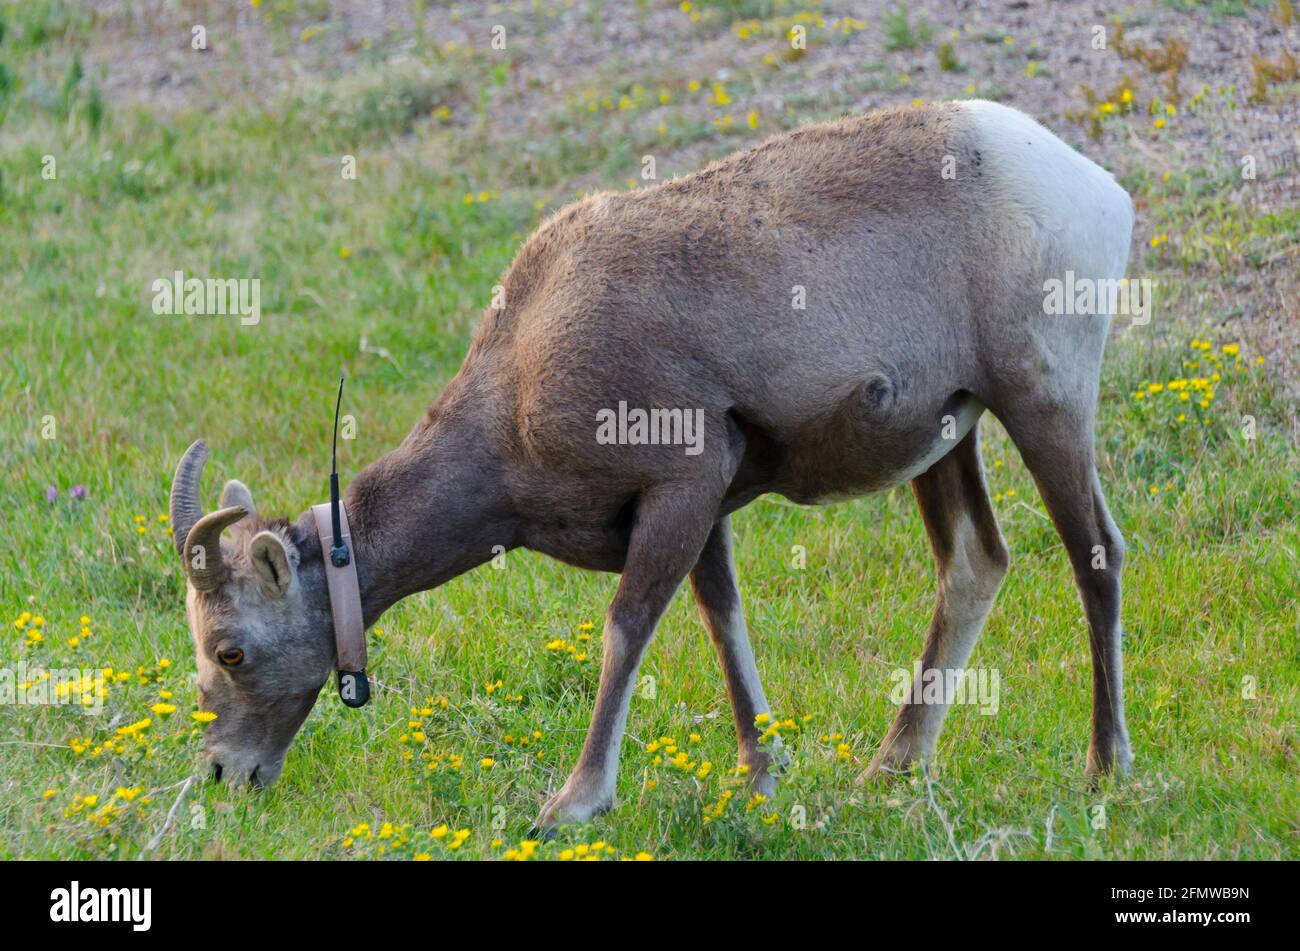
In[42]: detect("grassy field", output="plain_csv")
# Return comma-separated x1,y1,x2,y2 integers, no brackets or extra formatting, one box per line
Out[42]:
1,0,1297,860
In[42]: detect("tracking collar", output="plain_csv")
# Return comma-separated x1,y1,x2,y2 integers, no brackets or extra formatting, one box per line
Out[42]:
313,376,369,707
312,501,369,707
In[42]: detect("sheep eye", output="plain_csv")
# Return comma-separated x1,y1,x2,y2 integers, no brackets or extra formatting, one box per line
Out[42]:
218,648,244,666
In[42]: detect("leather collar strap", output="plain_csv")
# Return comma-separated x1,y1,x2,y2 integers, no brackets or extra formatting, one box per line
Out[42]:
311,501,370,707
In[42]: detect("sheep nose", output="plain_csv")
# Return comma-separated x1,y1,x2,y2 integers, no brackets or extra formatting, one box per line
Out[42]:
211,762,224,782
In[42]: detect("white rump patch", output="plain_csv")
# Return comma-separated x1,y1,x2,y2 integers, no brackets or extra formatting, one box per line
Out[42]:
961,100,1133,287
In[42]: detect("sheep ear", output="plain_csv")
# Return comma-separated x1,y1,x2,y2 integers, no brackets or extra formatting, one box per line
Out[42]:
220,479,256,517
249,531,296,598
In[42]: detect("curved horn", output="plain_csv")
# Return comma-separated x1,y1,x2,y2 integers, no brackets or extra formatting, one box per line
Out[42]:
183,506,249,592
170,440,209,557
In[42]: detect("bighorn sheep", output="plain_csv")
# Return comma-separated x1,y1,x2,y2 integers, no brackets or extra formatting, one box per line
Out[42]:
170,100,1134,828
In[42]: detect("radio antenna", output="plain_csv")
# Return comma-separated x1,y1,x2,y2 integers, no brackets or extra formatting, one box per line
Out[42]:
329,376,350,567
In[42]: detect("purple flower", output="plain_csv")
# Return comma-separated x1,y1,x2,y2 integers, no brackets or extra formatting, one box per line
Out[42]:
45,485,58,504
70,484,87,500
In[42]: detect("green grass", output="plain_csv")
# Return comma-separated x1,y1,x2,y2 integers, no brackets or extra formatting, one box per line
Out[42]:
1,9,1297,861
882,2,934,52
